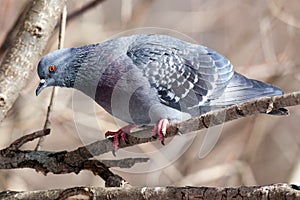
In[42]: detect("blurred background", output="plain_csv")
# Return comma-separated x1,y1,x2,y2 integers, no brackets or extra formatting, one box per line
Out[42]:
0,0,300,191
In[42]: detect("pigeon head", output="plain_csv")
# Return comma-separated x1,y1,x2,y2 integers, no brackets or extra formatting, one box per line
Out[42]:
36,48,79,96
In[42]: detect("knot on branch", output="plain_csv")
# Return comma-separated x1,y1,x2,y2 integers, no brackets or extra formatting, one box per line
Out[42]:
24,22,44,38
0,94,7,107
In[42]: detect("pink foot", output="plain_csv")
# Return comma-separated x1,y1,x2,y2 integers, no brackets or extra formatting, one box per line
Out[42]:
105,125,138,151
151,118,170,145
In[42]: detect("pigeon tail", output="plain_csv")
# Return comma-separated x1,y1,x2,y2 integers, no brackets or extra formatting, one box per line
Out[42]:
209,72,288,115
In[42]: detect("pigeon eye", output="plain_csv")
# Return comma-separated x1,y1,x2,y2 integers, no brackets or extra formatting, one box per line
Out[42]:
48,65,56,73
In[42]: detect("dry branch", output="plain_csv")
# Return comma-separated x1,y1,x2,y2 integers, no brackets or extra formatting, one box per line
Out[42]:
65,91,298,162
0,92,298,185
0,0,107,54
0,130,146,187
0,0,66,122
0,184,299,200
66,0,107,25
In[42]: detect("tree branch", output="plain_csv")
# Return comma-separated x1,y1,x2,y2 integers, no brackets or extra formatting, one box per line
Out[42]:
0,0,107,55
0,0,65,122
8,129,50,150
0,184,299,200
66,0,107,25
0,92,298,184
0,129,146,187
64,91,298,164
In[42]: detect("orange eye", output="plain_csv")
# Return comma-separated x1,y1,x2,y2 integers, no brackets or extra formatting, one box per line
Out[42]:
48,65,56,73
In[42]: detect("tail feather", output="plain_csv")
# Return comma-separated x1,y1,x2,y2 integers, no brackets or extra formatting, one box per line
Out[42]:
208,72,287,115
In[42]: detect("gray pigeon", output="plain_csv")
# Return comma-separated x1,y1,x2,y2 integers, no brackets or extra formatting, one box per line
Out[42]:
36,34,286,147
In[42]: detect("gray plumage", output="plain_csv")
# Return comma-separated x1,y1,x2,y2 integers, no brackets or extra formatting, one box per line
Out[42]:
36,34,285,126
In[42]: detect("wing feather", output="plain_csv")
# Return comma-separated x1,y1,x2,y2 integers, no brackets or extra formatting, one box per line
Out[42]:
127,36,234,111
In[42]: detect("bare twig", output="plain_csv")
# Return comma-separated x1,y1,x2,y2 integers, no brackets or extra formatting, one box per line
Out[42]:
66,0,107,24
58,5,67,50
0,184,299,200
83,160,128,187
35,4,67,151
8,129,50,150
0,0,66,122
102,157,150,168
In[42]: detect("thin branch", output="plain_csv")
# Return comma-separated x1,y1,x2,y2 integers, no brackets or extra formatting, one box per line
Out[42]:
8,129,50,150
82,160,127,187
58,5,67,50
35,3,67,151
102,158,150,168
66,0,107,24
0,184,299,200
0,0,66,122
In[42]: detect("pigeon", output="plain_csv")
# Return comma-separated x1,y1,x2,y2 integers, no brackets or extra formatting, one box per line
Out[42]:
36,34,286,148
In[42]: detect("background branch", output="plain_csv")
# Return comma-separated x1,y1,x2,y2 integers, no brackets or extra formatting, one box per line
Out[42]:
0,0,65,122
0,0,106,55
0,184,299,200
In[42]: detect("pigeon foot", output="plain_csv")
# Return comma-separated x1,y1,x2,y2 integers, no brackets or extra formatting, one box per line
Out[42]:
151,118,170,145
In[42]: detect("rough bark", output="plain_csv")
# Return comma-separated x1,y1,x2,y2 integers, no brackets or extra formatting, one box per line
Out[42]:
0,0,66,121
0,184,299,200
0,129,145,187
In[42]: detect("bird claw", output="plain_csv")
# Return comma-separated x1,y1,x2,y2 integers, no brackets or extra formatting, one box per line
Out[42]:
105,130,127,151
105,125,138,154
106,119,170,153
151,118,170,145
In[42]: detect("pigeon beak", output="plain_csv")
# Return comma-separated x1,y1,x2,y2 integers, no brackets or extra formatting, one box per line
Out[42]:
36,79,48,96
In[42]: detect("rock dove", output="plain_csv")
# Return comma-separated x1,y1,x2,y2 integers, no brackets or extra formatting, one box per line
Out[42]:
36,34,286,148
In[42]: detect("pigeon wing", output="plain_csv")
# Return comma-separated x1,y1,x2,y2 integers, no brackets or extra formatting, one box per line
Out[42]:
126,41,234,111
